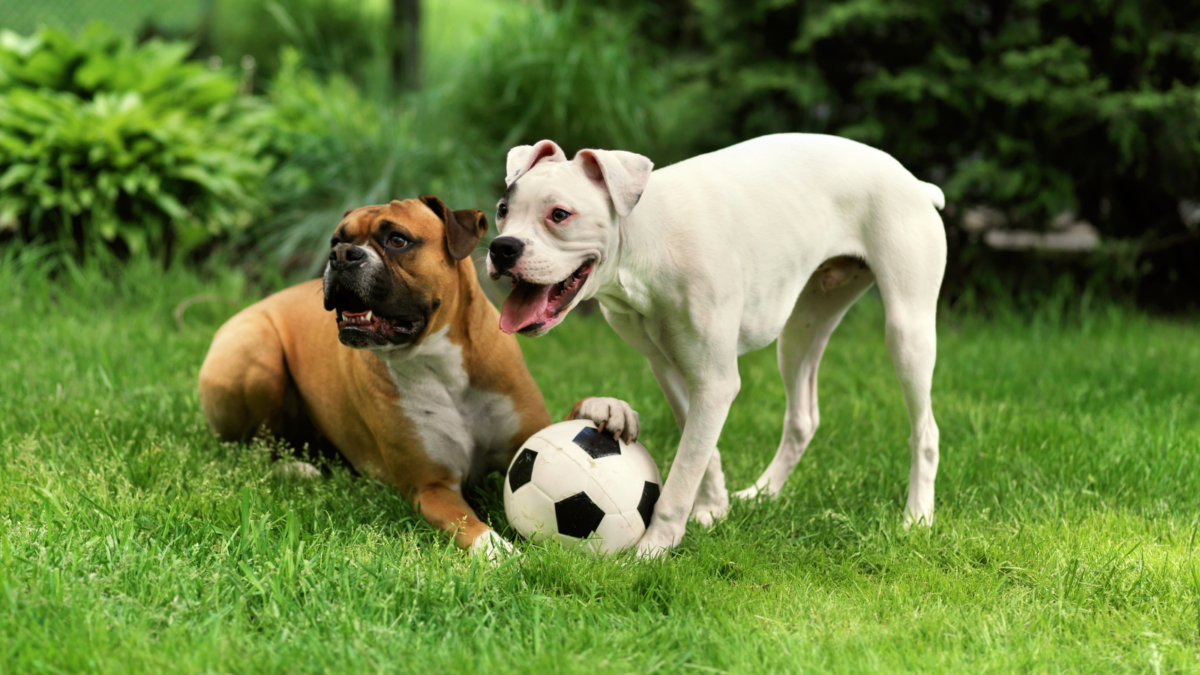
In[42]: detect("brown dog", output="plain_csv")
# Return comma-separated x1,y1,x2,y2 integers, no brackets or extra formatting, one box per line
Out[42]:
198,197,552,556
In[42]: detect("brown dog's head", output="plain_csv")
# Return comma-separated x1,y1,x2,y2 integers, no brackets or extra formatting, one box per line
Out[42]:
322,196,488,350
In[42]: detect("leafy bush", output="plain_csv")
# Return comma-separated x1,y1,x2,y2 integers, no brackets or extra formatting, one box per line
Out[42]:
443,0,665,161
0,26,274,258
259,51,491,275
209,0,396,90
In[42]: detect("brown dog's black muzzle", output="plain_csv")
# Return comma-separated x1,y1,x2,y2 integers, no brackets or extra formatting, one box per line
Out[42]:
329,243,366,272
323,243,384,313
322,253,432,347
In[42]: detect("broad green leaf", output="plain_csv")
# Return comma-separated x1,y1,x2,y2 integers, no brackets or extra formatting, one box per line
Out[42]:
0,163,34,189
152,192,189,220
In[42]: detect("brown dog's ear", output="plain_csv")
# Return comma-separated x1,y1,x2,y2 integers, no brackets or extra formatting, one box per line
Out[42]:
420,195,489,261
342,208,354,218
446,209,489,261
420,194,447,222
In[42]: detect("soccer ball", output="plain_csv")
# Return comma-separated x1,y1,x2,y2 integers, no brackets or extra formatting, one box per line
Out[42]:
503,419,662,554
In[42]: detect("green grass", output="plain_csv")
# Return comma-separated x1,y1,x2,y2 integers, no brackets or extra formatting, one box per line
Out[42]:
2,254,1199,674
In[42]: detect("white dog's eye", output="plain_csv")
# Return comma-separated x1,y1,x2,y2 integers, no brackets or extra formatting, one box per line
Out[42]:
497,203,508,219
551,208,570,223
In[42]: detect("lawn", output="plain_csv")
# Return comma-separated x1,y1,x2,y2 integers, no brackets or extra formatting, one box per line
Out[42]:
2,253,1199,674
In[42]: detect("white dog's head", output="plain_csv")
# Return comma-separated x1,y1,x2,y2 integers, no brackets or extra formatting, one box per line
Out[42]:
488,140,653,336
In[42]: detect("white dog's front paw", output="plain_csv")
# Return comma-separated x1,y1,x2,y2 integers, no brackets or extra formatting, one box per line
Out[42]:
691,483,730,527
570,397,640,443
690,499,729,527
470,530,517,564
903,505,935,529
636,520,684,559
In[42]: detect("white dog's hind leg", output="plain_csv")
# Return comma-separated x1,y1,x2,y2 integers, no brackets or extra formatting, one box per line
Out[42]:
734,265,875,502
885,305,940,527
871,213,946,528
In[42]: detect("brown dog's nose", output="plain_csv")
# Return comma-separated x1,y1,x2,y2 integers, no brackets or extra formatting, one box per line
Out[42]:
489,236,524,275
329,243,366,271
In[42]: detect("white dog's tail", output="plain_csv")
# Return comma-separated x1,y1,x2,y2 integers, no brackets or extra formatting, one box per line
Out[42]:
920,181,945,210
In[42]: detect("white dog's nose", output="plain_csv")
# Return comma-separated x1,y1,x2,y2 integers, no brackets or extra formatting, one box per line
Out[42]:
489,236,524,274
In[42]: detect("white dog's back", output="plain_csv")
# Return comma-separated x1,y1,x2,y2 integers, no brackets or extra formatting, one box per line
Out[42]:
652,133,943,214
622,133,945,355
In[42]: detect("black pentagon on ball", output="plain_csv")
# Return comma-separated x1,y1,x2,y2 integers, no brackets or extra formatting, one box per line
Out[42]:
637,481,660,529
508,448,537,492
554,491,607,538
573,426,621,459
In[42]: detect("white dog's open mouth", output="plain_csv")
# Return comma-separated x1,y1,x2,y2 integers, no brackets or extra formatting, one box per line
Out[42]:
499,261,594,335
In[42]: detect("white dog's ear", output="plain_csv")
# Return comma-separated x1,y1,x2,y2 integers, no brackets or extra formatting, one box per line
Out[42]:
574,149,654,217
505,140,567,186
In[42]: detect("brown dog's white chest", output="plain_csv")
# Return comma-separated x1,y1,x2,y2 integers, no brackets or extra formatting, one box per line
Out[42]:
379,326,521,489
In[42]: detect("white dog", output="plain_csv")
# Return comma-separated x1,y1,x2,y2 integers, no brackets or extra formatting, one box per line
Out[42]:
487,134,946,556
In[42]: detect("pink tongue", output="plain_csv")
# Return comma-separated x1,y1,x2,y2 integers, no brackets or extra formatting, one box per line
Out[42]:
500,281,555,334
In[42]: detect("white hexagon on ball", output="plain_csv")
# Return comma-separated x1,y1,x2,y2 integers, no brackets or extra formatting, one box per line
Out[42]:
503,419,662,555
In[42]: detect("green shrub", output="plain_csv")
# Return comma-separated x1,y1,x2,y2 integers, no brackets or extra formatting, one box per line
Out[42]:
443,0,665,161
0,25,234,110
0,26,274,258
259,51,490,275
210,0,395,90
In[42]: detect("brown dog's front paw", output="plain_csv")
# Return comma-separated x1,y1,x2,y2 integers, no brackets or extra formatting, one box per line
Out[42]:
470,530,517,564
274,461,323,480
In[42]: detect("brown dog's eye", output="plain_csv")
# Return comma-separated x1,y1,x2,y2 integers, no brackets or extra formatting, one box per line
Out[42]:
387,233,410,249
551,208,570,223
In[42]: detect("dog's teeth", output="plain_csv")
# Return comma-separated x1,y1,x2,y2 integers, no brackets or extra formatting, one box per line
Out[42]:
366,311,373,322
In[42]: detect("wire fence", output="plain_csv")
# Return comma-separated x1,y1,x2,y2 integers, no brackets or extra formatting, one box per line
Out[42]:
0,0,203,37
